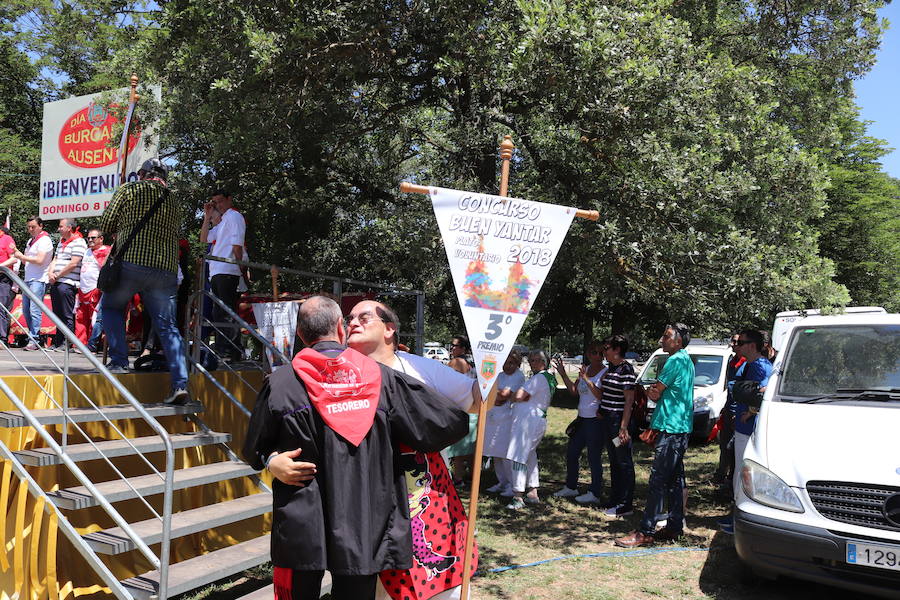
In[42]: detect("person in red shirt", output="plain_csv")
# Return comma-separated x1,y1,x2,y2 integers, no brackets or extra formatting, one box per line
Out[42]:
0,226,18,343
74,229,110,345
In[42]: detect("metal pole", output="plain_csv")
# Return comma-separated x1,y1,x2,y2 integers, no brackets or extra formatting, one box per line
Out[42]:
415,291,425,355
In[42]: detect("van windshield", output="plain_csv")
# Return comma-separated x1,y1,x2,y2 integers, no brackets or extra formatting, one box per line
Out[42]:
638,354,724,386
778,324,900,397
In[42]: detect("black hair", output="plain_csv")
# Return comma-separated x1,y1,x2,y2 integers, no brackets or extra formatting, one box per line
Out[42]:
667,322,691,347
27,216,43,227
740,329,765,353
607,334,629,355
452,335,471,353
212,188,233,198
375,302,400,348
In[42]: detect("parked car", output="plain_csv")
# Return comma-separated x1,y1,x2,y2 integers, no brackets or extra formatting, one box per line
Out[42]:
734,312,900,599
636,343,731,440
423,343,450,364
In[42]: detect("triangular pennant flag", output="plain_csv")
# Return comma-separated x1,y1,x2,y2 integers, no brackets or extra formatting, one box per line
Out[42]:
430,186,576,393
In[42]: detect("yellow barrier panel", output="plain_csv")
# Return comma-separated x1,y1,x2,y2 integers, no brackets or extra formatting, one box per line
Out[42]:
0,369,267,599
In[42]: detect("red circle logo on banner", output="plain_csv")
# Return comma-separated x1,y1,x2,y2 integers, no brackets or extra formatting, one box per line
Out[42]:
57,102,140,169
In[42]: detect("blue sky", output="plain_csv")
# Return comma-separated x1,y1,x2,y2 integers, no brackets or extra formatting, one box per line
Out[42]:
855,1,900,178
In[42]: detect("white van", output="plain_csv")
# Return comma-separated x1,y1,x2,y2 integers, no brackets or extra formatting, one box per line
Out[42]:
734,313,900,598
637,343,732,440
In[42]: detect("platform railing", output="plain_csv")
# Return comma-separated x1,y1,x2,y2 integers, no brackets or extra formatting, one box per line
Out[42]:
0,266,176,600
184,287,290,417
197,254,426,356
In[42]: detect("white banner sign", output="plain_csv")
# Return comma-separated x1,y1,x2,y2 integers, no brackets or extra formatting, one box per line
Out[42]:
252,301,301,370
39,86,162,221
430,186,576,392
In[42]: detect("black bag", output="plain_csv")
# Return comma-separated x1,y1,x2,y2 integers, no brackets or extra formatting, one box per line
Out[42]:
98,188,169,293
565,417,580,437
732,380,763,409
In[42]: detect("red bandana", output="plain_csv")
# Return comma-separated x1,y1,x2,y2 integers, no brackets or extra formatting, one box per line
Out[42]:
60,231,83,249
26,231,49,250
292,347,382,447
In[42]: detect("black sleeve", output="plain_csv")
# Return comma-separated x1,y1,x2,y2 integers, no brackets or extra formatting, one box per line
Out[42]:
243,377,279,470
384,367,469,453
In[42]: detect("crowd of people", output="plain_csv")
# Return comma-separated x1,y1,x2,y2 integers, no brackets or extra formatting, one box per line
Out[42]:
0,159,247,406
0,158,780,598
238,294,776,599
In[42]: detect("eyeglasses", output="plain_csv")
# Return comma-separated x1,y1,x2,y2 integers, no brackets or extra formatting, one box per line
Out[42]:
87,236,100,240
343,312,387,328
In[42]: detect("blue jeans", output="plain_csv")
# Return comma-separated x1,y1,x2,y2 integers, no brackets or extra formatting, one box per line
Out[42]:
639,432,689,535
89,297,104,349
565,416,604,496
22,280,46,340
102,262,188,391
602,412,635,509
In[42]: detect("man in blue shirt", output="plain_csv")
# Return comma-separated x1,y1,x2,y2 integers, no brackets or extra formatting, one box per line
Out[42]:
719,328,772,533
616,323,695,547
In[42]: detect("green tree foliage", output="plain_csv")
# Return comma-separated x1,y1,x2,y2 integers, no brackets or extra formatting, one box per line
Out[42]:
817,115,900,311
3,0,896,349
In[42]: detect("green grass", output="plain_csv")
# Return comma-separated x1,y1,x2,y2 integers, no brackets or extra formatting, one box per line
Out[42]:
184,392,870,600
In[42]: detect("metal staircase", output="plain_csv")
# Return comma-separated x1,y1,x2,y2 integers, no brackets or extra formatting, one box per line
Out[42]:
0,266,274,600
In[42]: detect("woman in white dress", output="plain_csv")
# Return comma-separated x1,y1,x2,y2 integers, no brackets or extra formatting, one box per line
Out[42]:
505,350,555,510
484,349,526,496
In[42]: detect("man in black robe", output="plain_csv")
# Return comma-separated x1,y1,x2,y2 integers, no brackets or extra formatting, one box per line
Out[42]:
244,295,468,600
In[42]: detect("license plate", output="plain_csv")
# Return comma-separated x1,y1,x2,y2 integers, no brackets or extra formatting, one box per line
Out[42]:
846,542,900,571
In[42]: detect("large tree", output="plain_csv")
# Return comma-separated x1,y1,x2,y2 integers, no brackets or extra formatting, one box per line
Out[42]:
7,0,895,347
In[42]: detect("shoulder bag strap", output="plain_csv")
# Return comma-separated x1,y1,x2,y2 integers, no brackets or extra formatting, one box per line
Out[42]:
109,186,170,260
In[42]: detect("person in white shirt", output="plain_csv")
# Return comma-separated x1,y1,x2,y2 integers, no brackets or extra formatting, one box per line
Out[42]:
552,340,608,504
484,350,527,496
74,229,111,346
505,350,554,510
47,218,87,350
14,216,54,350
345,299,479,600
200,189,246,361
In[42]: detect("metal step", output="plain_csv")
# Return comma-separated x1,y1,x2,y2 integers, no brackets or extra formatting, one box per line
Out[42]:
0,402,203,428
48,461,258,510
14,431,231,466
121,534,271,600
233,573,333,600
84,492,272,554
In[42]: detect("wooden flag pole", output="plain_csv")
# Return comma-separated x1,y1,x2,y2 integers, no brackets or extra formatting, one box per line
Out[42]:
118,74,140,184
458,135,518,600
401,135,599,600
398,182,600,222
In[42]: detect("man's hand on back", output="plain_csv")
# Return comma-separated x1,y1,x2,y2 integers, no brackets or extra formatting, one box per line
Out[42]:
267,447,317,486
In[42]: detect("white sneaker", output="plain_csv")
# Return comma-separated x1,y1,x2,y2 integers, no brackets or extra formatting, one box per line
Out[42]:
486,483,505,493
553,486,579,498
506,497,526,510
575,491,601,504
500,487,516,497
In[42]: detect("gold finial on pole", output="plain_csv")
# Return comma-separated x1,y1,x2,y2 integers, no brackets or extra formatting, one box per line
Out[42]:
498,135,514,198
129,73,139,103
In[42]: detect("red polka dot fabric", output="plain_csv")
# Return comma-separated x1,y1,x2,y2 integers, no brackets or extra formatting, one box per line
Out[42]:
380,447,478,600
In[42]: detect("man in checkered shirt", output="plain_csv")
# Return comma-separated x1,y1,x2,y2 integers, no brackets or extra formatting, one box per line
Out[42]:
99,159,191,405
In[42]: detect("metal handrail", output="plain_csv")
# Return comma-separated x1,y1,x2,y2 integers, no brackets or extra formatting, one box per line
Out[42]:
191,287,291,365
201,254,427,352
0,337,168,521
0,439,134,600
1,266,176,600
